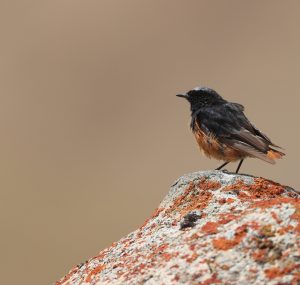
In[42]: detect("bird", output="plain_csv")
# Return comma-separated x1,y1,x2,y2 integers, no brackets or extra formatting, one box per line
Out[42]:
176,87,285,173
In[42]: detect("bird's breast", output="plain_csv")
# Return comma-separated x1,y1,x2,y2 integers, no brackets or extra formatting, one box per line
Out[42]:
193,122,244,162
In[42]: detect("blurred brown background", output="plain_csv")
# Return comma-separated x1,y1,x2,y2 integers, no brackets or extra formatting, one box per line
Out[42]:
0,1,299,284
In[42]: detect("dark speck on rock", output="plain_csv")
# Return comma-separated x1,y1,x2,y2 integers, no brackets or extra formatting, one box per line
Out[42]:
180,211,202,230
77,263,85,269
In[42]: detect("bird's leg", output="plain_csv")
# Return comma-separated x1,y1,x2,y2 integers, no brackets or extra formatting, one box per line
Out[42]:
215,161,229,171
236,159,244,173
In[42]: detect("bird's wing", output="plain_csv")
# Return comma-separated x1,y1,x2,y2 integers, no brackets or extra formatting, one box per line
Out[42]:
194,102,281,163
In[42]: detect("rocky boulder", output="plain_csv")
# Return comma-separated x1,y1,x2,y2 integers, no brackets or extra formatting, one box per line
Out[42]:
56,171,300,285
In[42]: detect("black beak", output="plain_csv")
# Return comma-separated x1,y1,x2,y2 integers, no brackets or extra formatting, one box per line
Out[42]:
176,93,189,99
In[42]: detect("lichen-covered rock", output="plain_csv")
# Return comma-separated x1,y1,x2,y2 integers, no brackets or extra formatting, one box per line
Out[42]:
56,171,300,285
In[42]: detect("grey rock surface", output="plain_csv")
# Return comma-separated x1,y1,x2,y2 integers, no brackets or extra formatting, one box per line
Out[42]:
56,171,300,285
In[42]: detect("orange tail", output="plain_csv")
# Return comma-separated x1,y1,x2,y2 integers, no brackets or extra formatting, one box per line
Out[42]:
267,148,285,160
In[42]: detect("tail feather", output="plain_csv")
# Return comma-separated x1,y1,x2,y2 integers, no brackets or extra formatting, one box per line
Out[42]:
267,148,285,160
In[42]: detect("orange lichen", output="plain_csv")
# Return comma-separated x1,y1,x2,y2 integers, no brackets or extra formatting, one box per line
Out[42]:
264,265,298,279
226,198,235,203
147,243,172,262
201,221,219,234
212,224,248,250
218,213,239,225
248,221,260,230
295,223,300,233
218,198,226,204
167,180,213,217
85,265,106,282
149,245,179,263
218,197,235,204
252,196,294,210
252,249,267,263
212,238,236,250
271,211,281,224
165,182,194,212
189,244,196,251
186,233,201,241
156,243,169,252
292,274,300,285
291,208,300,233
186,253,198,263
278,225,293,235
140,207,163,228
160,253,174,262
291,209,300,219
198,178,221,191
223,178,285,202
55,268,78,285
199,273,222,285
129,263,147,276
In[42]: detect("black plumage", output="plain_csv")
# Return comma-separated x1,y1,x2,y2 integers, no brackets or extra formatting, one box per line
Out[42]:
177,87,285,173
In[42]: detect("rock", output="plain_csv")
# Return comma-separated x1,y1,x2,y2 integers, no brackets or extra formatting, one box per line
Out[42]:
55,171,300,285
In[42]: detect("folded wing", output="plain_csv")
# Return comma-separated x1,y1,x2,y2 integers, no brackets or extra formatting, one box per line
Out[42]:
193,102,285,163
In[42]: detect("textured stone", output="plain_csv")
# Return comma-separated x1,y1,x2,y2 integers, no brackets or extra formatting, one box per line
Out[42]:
56,171,300,285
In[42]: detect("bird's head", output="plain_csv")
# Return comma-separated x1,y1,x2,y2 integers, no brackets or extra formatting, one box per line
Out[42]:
176,87,225,112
